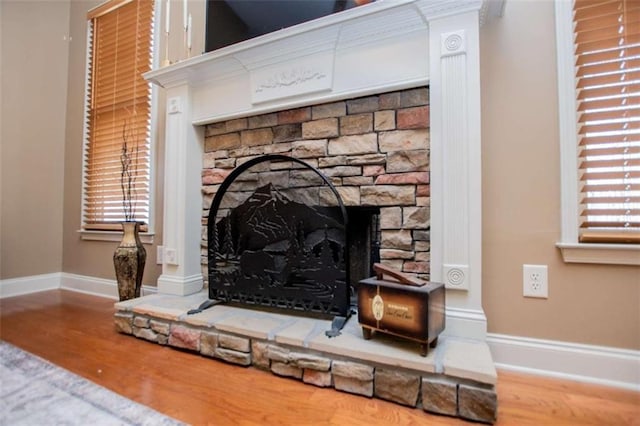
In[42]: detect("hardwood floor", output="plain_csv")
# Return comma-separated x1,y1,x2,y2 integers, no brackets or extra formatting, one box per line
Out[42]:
1,290,638,425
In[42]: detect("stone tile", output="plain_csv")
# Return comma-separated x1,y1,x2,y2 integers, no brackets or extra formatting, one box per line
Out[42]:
273,124,302,143
319,186,360,206
375,172,429,185
421,376,458,416
114,312,133,334
379,130,429,152
374,110,396,131
205,122,226,137
374,369,420,407
274,318,331,347
441,339,497,385
332,361,373,381
202,168,231,185
345,153,387,166
458,384,498,424
292,139,327,158
278,107,311,124
169,325,201,351
290,353,331,371
132,292,209,320
271,361,303,379
379,92,401,109
182,304,244,327
318,155,346,167
303,369,332,387
248,113,278,129
342,176,373,186
240,128,274,147
302,118,339,139
363,165,385,177
397,106,429,129
312,101,346,119
400,87,429,107
328,134,378,156
200,331,219,357
226,118,248,132
215,347,251,366
218,334,250,353
214,313,288,339
333,376,373,397
133,316,150,328
266,344,290,363
403,207,430,228
361,185,415,206
340,113,373,135
386,150,429,173
380,207,402,229
346,96,379,114
205,133,240,151
133,327,159,343
251,340,270,369
381,230,413,250
307,319,436,374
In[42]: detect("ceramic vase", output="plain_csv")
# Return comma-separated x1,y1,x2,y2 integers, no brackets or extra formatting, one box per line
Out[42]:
113,221,146,301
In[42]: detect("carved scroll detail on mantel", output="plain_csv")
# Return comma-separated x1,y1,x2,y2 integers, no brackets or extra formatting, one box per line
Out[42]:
255,68,327,93
250,53,334,105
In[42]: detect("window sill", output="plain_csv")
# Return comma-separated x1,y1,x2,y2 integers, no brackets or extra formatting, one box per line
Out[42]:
556,243,640,266
79,230,155,245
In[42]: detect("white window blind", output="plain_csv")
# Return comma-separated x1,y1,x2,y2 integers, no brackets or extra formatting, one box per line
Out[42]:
83,0,154,231
573,0,640,244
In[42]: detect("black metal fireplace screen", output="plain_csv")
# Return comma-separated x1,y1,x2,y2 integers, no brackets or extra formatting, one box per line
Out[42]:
207,154,351,318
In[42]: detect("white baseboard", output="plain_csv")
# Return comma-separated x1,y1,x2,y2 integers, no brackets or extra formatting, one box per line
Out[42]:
0,272,157,300
0,273,62,298
61,273,119,300
61,273,158,299
488,333,640,392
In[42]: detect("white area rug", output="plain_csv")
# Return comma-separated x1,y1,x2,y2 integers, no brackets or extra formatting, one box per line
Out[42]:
0,341,184,425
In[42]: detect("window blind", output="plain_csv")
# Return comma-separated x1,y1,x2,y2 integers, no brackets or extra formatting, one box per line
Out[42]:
83,0,154,231
573,0,640,244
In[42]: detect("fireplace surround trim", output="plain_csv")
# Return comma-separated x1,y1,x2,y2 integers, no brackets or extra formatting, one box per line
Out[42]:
146,0,501,340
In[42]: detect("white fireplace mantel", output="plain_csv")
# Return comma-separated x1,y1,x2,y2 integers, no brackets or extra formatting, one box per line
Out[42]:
145,0,503,340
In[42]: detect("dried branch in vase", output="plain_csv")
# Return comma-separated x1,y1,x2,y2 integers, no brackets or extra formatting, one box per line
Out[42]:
120,120,139,222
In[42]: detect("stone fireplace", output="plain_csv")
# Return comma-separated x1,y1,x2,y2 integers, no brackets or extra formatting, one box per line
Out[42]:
146,0,500,341
125,1,502,422
201,88,431,317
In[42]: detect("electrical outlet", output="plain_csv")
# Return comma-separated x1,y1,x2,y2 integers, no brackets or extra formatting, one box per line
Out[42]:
156,246,164,265
523,264,548,298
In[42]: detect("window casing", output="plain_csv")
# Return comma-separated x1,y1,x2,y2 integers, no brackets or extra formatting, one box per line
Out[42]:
81,0,156,239
555,0,640,265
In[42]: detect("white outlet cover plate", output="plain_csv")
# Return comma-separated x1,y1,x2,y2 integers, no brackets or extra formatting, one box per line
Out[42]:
523,264,548,298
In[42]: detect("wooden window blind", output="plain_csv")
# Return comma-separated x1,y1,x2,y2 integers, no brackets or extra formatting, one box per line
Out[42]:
573,0,640,244
83,0,154,231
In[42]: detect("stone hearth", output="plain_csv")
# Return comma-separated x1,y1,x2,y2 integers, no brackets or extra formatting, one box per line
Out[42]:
115,292,497,423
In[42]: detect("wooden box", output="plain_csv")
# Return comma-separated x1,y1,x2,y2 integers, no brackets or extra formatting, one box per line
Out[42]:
357,264,445,356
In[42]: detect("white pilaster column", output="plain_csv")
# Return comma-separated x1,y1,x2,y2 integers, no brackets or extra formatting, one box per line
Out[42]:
427,8,486,339
157,83,204,295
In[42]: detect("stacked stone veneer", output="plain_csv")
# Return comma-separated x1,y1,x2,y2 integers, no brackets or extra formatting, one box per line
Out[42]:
201,87,431,281
114,309,497,424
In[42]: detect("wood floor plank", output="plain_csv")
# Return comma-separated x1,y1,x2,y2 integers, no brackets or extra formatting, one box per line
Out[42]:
1,290,638,425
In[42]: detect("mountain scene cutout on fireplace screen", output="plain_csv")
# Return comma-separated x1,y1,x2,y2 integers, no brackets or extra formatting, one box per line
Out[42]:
207,155,350,318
